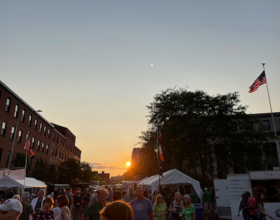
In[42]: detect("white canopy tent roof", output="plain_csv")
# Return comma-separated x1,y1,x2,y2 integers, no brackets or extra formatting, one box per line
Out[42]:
137,177,149,185
0,176,25,192
139,169,202,199
16,178,46,188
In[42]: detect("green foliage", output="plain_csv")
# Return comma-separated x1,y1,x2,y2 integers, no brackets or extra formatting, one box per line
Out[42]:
31,157,53,182
124,88,276,186
11,153,32,174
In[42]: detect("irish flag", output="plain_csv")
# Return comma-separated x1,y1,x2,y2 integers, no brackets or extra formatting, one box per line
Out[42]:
154,129,164,162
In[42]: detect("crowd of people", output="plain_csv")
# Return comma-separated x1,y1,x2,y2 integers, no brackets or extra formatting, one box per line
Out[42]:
0,185,204,220
238,191,274,220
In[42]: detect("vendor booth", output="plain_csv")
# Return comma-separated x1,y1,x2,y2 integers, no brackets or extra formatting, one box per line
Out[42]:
214,170,280,220
0,176,47,199
139,169,202,200
0,176,25,193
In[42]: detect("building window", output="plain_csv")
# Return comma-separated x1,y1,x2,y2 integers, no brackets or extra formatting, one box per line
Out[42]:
52,148,54,156
56,137,58,143
42,143,44,152
53,134,56,141
46,145,49,154
18,130,22,142
5,98,11,112
37,140,41,151
48,129,50,138
66,144,67,150
1,122,7,136
55,150,57,157
0,148,2,165
39,123,43,133
28,115,32,126
262,120,271,131
61,153,63,160
44,126,47,136
10,126,15,140
21,109,26,122
32,137,35,148
6,151,11,168
14,104,19,118
34,119,38,130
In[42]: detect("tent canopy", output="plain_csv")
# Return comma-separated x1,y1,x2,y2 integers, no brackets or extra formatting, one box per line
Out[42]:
137,177,149,185
139,169,202,199
16,178,46,188
0,176,24,192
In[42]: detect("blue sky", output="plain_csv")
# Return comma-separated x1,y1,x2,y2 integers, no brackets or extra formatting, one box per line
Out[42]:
1,0,280,176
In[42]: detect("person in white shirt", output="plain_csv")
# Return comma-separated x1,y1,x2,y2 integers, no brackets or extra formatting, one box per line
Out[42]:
31,189,45,213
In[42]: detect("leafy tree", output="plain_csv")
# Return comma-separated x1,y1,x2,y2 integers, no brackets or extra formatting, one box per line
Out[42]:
31,157,49,182
11,153,32,175
125,88,276,186
58,159,81,184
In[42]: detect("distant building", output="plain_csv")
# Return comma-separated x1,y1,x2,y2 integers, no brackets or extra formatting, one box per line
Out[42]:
98,171,110,184
111,175,124,185
131,148,143,165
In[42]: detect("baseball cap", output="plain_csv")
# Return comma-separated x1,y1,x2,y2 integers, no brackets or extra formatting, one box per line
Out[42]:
0,199,22,213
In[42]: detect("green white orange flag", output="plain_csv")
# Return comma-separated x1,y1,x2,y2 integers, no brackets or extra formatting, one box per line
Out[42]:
154,129,164,162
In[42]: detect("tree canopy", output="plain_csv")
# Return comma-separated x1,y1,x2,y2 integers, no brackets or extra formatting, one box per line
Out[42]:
124,88,276,186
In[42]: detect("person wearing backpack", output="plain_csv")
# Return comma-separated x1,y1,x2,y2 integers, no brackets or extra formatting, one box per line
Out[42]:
72,191,83,220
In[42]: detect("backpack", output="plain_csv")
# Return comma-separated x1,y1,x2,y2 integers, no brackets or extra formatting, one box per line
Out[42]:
74,196,82,208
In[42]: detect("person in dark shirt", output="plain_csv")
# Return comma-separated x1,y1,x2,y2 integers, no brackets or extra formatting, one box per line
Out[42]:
267,184,278,202
6,189,15,199
238,194,250,220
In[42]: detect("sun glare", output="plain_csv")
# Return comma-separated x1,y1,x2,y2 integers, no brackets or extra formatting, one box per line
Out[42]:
126,161,131,167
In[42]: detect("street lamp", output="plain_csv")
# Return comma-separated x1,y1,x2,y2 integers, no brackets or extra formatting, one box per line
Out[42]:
8,110,42,169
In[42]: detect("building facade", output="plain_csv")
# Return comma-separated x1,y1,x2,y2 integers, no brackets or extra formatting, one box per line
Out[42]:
111,175,124,185
0,81,81,170
98,171,110,184
131,148,143,166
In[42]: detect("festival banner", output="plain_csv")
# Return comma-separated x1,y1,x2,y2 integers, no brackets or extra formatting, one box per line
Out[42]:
0,169,25,180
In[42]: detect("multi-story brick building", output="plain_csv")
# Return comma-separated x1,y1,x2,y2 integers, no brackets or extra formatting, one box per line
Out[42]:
0,81,81,170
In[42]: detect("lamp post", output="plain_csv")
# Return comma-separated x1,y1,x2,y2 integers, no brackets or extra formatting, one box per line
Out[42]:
8,110,42,169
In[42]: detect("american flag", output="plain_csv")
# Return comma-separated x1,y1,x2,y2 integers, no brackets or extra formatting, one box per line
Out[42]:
24,134,30,151
249,71,266,93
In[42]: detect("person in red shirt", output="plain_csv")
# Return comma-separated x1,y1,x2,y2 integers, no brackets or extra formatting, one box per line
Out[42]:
245,191,257,220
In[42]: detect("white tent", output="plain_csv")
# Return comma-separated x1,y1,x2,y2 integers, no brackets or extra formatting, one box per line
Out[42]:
0,176,25,193
16,178,46,188
137,177,149,185
139,169,202,199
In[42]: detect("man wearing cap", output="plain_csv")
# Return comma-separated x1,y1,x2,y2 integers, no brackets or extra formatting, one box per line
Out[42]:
203,187,212,219
0,199,22,220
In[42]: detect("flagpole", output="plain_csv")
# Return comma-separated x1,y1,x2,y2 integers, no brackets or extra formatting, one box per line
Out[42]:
262,63,280,167
157,127,161,190
23,132,29,193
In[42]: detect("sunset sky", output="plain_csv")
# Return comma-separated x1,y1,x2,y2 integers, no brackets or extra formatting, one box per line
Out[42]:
1,1,280,176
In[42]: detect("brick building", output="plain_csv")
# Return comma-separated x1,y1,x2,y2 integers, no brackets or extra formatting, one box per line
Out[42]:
98,171,110,184
0,81,81,170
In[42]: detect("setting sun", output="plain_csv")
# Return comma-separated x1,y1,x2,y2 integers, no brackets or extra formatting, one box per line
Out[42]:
126,161,131,167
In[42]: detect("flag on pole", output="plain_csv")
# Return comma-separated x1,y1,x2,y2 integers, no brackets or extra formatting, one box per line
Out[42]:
154,129,164,162
249,71,267,93
24,134,36,159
